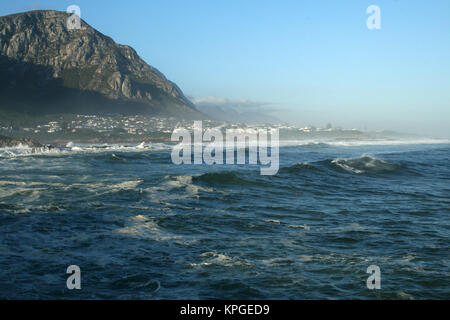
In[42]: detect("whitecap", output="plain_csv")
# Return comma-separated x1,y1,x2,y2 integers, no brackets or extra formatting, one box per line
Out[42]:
332,155,399,174
115,215,182,241
190,251,253,268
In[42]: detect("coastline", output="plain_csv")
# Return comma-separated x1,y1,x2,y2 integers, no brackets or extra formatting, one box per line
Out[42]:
0,135,42,148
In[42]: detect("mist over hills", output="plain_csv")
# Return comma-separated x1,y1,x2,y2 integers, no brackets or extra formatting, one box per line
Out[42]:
0,10,204,119
192,96,282,125
195,104,282,125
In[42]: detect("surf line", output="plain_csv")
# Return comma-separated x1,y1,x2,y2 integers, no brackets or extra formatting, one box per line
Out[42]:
171,121,279,175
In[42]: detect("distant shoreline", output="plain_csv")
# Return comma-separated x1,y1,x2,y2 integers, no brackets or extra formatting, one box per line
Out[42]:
2,133,448,150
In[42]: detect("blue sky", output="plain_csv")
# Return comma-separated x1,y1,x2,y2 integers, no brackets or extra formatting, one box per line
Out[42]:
2,0,450,136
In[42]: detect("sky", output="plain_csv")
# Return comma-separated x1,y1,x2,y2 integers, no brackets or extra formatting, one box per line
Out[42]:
2,0,450,136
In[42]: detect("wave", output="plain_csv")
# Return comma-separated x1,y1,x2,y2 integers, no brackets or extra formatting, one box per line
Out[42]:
193,171,258,186
279,138,450,148
0,142,172,158
145,175,215,203
279,162,318,174
330,155,401,174
115,214,182,241
0,144,60,157
64,142,172,153
190,251,253,268
280,155,402,175
326,139,450,147
298,142,330,149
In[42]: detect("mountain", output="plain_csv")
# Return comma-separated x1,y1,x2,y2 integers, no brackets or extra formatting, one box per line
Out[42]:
0,10,204,119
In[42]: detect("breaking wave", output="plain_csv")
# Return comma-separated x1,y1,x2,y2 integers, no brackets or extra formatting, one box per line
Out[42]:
280,155,403,175
190,251,253,268
330,155,401,174
0,144,60,157
0,142,172,158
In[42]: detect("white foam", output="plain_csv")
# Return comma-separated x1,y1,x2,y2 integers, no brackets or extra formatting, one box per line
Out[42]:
115,215,182,241
147,175,214,200
110,180,143,189
190,251,253,268
332,155,399,174
0,141,174,158
278,138,450,148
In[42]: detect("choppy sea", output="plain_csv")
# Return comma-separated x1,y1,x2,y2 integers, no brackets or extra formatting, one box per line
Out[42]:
0,139,449,299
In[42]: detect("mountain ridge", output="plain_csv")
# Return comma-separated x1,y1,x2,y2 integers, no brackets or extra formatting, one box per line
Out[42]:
0,10,204,118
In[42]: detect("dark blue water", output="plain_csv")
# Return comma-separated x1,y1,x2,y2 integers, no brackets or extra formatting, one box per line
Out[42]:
0,142,449,299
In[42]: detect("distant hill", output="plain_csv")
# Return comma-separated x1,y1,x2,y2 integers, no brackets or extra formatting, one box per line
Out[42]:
196,104,281,124
0,10,205,119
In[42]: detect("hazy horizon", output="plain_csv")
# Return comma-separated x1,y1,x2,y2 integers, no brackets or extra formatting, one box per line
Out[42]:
1,0,449,137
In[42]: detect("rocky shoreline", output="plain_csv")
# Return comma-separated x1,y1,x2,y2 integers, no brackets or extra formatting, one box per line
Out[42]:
0,135,42,148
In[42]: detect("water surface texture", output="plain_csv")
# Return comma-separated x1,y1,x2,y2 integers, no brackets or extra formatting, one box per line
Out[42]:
0,141,449,299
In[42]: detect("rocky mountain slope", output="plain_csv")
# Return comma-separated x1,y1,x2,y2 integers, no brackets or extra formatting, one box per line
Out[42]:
0,10,204,118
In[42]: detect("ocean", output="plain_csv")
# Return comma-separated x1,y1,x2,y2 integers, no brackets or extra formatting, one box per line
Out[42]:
0,140,449,299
